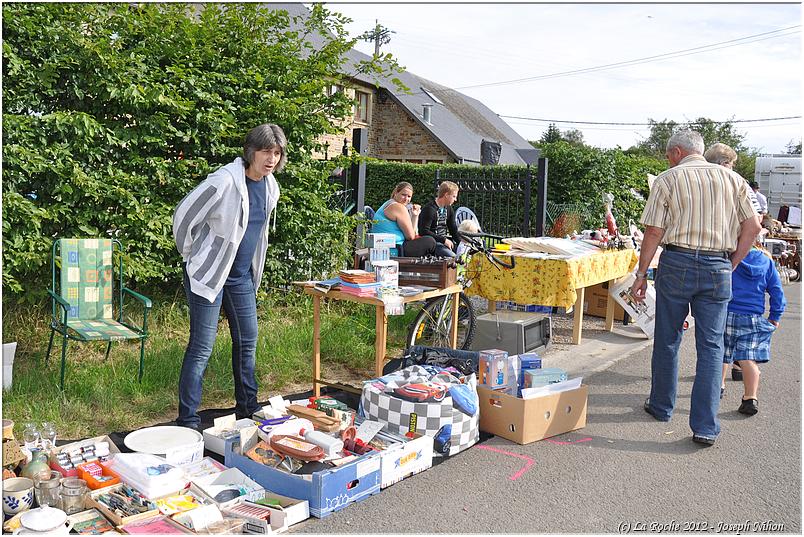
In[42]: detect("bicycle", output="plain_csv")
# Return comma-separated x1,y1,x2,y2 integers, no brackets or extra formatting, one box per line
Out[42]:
406,232,515,350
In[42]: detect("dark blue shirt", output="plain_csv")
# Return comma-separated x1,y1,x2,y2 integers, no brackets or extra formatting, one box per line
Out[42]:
227,177,267,286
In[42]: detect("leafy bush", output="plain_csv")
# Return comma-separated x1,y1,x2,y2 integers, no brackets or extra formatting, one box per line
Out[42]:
2,3,392,301
362,148,666,233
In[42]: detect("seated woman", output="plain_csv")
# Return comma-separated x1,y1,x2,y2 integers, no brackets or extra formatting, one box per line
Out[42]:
372,182,437,257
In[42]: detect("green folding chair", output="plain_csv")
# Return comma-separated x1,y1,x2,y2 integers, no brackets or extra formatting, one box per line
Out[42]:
46,238,152,389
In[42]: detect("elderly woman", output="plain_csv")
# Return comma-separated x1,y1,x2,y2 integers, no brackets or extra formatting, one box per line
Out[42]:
371,182,437,257
704,142,761,391
172,124,286,429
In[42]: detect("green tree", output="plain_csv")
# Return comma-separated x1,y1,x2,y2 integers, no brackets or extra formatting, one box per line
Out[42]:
561,128,585,146
539,123,562,144
786,140,802,155
2,3,399,300
630,117,748,157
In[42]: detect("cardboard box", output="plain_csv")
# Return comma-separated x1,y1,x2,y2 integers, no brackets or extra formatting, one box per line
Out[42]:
202,415,257,456
374,431,434,489
477,385,588,444
583,283,626,321
372,259,399,287
366,233,397,249
189,467,265,509
88,482,161,527
49,435,121,477
245,491,310,530
224,429,382,518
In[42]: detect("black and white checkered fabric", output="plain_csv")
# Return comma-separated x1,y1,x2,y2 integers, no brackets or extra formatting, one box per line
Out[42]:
360,371,479,457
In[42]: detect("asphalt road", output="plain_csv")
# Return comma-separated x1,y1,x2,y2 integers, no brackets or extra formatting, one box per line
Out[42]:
291,284,801,534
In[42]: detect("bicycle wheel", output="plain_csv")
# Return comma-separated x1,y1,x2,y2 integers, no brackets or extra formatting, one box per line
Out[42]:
407,293,476,350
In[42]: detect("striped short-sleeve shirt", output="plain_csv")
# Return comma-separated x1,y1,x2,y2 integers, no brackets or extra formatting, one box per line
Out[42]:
640,155,757,252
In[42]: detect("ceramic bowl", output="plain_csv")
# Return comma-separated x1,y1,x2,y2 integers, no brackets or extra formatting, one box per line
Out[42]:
2,477,35,515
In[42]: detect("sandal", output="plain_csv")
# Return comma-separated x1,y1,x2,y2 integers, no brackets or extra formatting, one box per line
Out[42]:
738,398,758,416
720,387,725,399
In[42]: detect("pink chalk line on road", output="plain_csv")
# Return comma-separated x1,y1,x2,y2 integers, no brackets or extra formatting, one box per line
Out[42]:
475,445,534,480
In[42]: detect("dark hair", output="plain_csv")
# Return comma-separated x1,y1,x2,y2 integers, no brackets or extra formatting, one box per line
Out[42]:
243,124,288,172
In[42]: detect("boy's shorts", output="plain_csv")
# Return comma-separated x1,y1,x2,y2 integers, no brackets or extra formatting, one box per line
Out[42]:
723,311,776,364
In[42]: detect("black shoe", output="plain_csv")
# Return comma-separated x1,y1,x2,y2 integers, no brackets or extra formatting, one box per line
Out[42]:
731,367,743,381
643,398,670,422
176,421,200,431
720,387,725,399
738,398,758,416
692,434,716,446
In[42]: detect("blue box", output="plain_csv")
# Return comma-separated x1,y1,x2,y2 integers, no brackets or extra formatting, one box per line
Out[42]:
224,434,382,518
524,367,567,389
516,353,542,396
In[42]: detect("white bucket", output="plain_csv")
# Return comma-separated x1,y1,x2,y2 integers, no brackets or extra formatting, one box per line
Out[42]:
3,342,17,391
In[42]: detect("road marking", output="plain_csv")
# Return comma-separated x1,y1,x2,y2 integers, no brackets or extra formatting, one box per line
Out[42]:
476,445,534,480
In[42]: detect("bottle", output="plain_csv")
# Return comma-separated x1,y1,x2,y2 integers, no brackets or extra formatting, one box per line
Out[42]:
299,428,344,457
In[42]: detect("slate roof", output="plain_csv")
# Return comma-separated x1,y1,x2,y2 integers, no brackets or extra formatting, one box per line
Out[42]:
262,3,534,164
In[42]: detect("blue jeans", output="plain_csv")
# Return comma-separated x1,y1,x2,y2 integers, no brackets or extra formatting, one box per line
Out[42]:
434,242,456,258
177,266,259,427
647,249,732,438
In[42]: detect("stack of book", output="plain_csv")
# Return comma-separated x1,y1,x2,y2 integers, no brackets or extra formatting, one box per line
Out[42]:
338,269,376,284
339,280,382,297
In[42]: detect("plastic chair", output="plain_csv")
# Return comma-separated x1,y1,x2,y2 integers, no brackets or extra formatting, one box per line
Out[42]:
46,238,152,389
455,206,481,231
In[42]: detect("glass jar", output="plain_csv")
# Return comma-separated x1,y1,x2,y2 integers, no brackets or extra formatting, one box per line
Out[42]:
22,422,40,450
59,478,87,515
34,471,63,509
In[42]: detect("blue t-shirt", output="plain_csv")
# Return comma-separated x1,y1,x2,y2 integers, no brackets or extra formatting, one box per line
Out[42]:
227,177,267,286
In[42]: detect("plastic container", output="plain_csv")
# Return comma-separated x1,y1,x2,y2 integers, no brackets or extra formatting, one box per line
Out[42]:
299,429,343,457
3,342,16,391
76,462,119,490
105,453,186,499
257,417,313,442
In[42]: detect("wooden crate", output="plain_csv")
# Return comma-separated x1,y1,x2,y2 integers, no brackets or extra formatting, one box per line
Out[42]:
395,257,457,288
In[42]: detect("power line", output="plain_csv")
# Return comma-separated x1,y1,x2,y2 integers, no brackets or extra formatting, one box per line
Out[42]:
453,25,800,91
499,115,802,126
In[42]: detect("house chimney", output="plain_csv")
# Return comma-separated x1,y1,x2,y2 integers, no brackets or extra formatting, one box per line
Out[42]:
422,103,433,125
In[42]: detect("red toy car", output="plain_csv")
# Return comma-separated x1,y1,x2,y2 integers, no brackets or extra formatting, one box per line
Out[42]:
393,382,447,402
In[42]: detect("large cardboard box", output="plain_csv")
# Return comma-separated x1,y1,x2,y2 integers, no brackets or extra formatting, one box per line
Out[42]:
477,385,588,444
583,283,626,321
224,429,381,518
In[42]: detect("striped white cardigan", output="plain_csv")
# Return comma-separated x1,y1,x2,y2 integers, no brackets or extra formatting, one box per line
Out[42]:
173,157,280,303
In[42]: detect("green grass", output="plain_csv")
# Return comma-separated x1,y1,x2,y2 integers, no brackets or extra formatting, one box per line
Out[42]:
1,290,420,440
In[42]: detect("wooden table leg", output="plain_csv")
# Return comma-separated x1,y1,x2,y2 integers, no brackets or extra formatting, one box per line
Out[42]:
572,287,585,345
375,304,387,379
312,295,321,397
604,279,616,332
449,291,459,348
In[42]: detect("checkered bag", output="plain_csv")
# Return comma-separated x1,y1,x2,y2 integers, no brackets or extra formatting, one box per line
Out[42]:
360,368,479,457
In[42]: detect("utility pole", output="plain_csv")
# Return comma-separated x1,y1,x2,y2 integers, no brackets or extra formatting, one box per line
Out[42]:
362,20,394,56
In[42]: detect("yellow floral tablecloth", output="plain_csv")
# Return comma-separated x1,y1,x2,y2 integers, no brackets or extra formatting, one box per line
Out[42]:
465,248,639,310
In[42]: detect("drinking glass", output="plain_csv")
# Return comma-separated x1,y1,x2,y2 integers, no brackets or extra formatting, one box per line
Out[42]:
22,422,40,450
40,422,57,450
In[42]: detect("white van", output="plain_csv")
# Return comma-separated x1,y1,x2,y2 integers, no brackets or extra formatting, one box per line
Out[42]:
754,154,801,224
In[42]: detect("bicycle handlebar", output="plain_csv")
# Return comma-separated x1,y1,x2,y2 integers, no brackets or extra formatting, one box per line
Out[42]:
462,232,515,270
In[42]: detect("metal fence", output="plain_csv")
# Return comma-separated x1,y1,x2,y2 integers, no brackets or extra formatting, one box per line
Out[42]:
435,164,546,238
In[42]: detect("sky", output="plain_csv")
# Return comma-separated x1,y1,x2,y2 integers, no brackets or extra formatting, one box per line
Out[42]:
324,2,802,153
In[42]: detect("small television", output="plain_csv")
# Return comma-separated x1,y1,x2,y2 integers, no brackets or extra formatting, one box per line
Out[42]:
470,311,551,355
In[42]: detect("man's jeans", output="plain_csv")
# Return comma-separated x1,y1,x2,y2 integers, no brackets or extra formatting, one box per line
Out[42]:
434,242,456,258
177,267,259,427
647,249,732,438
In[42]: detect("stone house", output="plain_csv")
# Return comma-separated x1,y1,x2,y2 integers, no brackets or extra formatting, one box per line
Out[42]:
274,3,534,165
